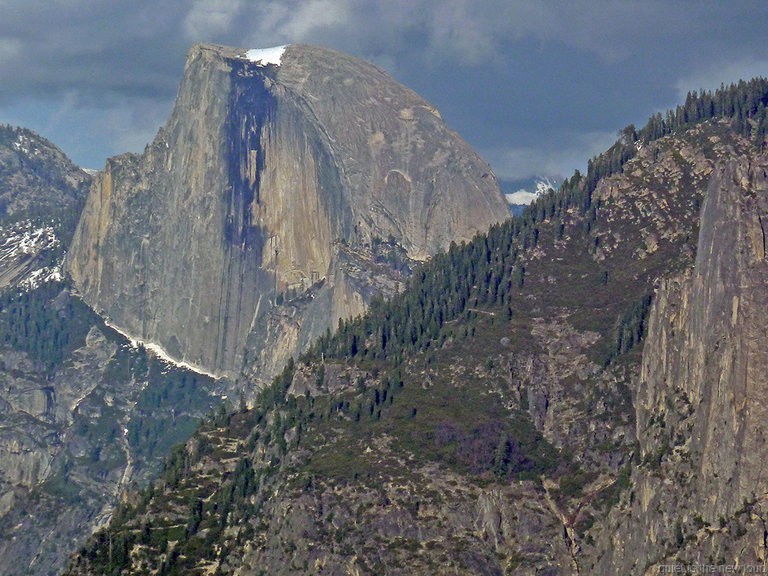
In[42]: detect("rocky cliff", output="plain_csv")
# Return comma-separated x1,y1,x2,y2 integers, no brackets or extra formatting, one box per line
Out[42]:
67,43,508,379
593,152,768,573
0,127,243,576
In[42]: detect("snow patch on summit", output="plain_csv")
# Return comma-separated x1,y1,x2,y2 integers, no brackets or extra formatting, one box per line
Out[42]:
243,45,288,67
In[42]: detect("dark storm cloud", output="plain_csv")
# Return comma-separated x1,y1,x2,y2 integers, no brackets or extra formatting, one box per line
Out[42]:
0,1,191,100
1,0,768,179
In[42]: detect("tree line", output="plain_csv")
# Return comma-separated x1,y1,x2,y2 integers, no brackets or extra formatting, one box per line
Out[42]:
301,78,768,369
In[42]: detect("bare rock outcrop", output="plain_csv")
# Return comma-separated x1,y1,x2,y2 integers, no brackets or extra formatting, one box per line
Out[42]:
594,154,768,573
67,43,508,379
0,126,90,229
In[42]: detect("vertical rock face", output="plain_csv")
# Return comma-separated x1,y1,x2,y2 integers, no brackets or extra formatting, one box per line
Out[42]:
639,158,768,517
596,154,768,572
67,43,508,378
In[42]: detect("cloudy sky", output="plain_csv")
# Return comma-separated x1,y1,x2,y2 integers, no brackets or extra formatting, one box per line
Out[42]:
2,1,768,194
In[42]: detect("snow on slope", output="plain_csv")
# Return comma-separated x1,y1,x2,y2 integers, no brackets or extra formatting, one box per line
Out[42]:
0,221,62,289
103,319,221,381
506,177,558,206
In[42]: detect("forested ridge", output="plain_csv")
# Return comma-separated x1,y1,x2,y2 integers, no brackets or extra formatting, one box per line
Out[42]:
310,78,768,368
64,78,767,576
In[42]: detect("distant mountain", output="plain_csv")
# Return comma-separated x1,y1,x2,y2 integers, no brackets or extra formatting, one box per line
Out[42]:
503,177,558,215
0,126,90,231
67,43,509,385
0,126,91,290
64,79,768,575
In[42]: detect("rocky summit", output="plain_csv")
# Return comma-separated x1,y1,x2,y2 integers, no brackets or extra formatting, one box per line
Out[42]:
67,43,508,381
0,43,508,576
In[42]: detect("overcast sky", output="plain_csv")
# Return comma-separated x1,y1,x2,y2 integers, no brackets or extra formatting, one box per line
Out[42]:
2,1,768,192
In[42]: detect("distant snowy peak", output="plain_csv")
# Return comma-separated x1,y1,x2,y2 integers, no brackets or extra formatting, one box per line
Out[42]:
242,45,289,67
534,177,558,196
506,177,558,206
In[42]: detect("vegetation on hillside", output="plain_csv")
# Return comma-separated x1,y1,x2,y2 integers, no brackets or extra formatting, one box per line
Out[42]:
0,281,98,370
307,78,768,372
64,79,768,576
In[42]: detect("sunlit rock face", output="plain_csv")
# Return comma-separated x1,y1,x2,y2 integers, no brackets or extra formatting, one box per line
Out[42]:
593,153,768,574
68,43,508,378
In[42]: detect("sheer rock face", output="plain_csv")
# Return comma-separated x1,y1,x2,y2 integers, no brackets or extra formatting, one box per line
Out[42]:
594,155,768,573
67,43,507,378
639,158,768,518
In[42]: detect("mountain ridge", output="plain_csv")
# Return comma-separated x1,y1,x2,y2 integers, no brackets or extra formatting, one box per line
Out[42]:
0,126,238,576
63,78,768,575
3,63,768,576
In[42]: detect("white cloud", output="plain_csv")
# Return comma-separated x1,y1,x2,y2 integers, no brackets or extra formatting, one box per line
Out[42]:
241,0,351,46
426,0,503,65
228,0,680,68
404,0,685,67
108,101,174,155
0,37,21,65
506,190,538,205
4,94,174,170
279,0,351,39
0,0,764,172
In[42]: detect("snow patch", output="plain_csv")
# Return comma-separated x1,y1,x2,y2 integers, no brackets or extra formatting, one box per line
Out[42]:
102,319,221,380
0,221,62,289
243,45,288,67
11,133,37,156
19,266,62,290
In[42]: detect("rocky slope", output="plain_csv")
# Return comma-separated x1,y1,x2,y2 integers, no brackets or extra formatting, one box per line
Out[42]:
0,287,238,576
0,126,91,289
67,43,508,381
63,103,768,574
0,126,90,232
0,127,243,576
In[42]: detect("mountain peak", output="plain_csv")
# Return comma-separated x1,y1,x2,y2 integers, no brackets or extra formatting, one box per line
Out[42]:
67,42,508,378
